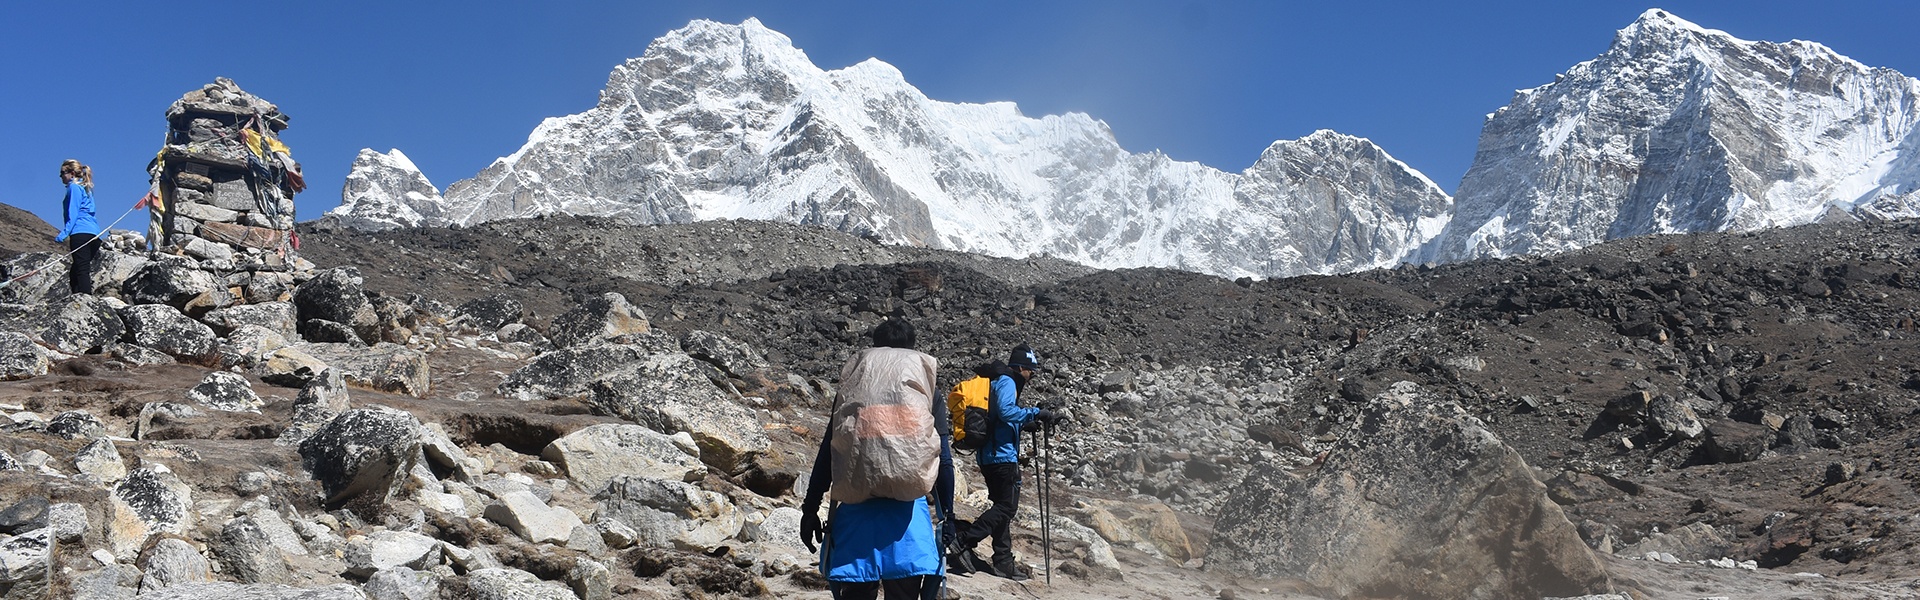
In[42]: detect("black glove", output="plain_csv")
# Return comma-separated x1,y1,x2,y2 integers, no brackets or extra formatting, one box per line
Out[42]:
1035,409,1063,427
800,505,824,553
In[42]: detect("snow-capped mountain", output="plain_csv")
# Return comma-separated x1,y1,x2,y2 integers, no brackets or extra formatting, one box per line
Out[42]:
329,149,447,231
1427,9,1920,262
332,18,1450,278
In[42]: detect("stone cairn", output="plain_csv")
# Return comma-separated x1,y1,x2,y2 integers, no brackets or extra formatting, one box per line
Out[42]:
148,78,306,269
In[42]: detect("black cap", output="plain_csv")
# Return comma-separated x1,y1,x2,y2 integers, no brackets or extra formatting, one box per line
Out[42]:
1007,344,1046,371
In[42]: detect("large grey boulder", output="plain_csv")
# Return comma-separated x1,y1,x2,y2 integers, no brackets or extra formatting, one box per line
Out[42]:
364,567,440,600
482,491,584,545
277,368,350,446
296,343,430,398
681,330,768,378
547,292,649,348
496,343,657,401
119,260,218,308
588,354,768,474
120,304,217,362
254,346,328,387
108,466,194,558
542,424,706,494
1209,381,1612,600
456,294,523,332
201,302,297,337
0,528,52,600
46,409,107,439
211,515,293,584
343,530,440,578
73,437,128,483
129,582,371,599
185,371,263,412
219,324,291,367
0,252,68,305
298,407,423,507
0,332,49,381
465,568,575,600
292,268,379,345
595,476,744,552
68,562,141,600
40,293,124,354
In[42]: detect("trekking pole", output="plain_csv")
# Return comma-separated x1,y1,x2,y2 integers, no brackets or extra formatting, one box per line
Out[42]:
1042,423,1051,585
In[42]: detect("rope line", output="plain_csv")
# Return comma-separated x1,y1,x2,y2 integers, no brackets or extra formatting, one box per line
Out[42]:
0,201,144,290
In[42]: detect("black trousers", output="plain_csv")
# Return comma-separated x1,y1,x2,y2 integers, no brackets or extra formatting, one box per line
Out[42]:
830,576,926,600
960,462,1022,564
67,233,98,295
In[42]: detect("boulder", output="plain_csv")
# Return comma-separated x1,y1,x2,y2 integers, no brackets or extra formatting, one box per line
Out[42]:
418,424,481,482
739,507,803,548
185,371,263,412
456,294,523,331
0,528,52,600
40,293,124,354
125,582,371,600
73,437,128,483
1646,395,1705,440
0,332,49,381
119,260,218,308
255,346,329,387
466,568,576,600
547,292,649,348
542,424,706,494
496,343,657,401
297,343,431,397
495,323,548,347
109,342,174,366
46,409,107,439
219,324,291,367
109,466,194,558
211,514,294,584
292,268,379,344
1209,381,1611,600
681,330,768,378
298,407,423,507
567,558,613,600
595,476,744,552
278,368,350,446
1703,420,1772,464
299,319,365,346
182,236,235,262
119,304,217,362
201,302,297,337
0,253,66,306
1617,522,1732,562
45,503,86,543
344,530,441,578
364,566,440,600
88,250,150,298
134,402,205,441
68,563,141,600
588,355,768,474
482,491,584,545
0,498,47,535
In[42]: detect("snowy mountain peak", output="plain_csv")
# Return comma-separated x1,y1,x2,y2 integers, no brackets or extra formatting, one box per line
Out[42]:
327,148,447,231
335,18,1452,279
1429,9,1920,262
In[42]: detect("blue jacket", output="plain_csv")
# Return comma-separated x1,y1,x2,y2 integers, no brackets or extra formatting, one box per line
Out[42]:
978,374,1038,465
58,181,100,242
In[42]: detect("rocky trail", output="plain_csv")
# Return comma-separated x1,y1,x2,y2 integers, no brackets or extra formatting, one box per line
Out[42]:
4,205,1920,599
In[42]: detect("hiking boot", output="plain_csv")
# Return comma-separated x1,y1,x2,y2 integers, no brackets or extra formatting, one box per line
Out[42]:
947,547,985,576
989,558,1029,581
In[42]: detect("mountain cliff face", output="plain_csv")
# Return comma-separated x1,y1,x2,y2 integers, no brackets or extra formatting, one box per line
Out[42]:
330,149,447,231
1428,9,1920,262
332,19,1451,279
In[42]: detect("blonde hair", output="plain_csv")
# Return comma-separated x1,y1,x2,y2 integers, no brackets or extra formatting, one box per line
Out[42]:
60,159,93,191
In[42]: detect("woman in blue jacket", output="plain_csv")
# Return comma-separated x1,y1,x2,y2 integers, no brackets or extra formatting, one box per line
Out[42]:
57,159,102,294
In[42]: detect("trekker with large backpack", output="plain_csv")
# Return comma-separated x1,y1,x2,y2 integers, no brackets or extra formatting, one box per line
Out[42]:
948,344,1063,581
800,319,956,600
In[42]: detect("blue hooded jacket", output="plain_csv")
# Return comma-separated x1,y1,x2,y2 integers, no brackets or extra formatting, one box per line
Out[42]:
978,373,1039,465
58,180,100,243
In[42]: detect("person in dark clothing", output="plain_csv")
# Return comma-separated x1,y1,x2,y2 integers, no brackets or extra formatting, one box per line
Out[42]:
56,160,101,294
800,319,956,600
950,344,1062,581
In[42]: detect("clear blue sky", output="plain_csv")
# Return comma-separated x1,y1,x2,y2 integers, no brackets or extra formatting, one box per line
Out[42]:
4,1,1917,230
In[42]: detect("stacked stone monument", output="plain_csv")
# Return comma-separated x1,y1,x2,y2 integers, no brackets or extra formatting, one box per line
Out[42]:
149,78,304,267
